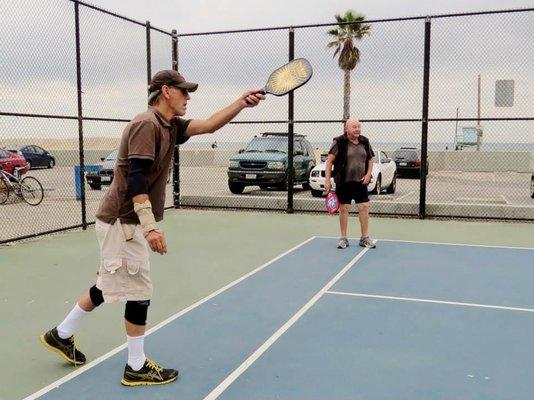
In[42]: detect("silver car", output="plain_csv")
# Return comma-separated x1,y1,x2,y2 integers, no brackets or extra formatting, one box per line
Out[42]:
85,149,118,190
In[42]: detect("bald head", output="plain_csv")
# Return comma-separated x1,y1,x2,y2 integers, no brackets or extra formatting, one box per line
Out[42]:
345,118,362,141
345,118,360,127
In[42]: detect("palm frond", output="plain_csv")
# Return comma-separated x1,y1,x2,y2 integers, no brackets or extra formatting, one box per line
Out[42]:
327,40,340,48
327,28,339,37
328,10,370,71
333,46,341,58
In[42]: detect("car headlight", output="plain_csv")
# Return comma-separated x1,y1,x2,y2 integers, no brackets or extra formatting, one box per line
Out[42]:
310,170,319,177
229,160,239,169
267,161,285,170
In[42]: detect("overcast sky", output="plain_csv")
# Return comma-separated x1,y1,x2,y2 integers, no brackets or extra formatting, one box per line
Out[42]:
1,0,534,146
86,0,533,34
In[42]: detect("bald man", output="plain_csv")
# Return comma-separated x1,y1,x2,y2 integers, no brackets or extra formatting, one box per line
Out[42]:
324,119,376,249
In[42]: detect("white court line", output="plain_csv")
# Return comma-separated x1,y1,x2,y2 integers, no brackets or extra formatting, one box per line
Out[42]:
326,291,534,314
315,236,534,250
203,248,370,400
24,236,318,400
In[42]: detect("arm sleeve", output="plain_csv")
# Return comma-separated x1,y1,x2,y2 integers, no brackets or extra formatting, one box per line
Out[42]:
127,158,154,197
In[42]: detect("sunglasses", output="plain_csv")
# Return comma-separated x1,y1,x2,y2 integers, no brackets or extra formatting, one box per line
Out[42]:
171,86,189,96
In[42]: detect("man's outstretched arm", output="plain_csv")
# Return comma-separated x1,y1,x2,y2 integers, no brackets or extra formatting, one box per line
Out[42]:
185,91,264,137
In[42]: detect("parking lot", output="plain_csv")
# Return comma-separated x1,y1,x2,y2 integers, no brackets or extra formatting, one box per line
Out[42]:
1,165,533,243
4,165,534,204
179,166,534,205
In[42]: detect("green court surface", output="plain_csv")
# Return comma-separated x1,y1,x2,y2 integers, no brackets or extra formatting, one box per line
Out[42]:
1,209,533,400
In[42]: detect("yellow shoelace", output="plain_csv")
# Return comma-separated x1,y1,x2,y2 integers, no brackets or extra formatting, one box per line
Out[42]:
146,359,163,374
68,336,79,364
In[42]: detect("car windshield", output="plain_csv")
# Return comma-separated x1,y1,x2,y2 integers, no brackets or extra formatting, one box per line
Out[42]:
245,137,288,153
394,149,419,159
105,149,119,160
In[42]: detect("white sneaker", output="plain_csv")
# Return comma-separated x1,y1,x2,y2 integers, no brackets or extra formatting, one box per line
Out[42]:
337,237,349,249
359,237,376,249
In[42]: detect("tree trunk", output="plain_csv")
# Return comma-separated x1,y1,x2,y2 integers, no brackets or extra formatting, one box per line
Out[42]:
343,69,351,120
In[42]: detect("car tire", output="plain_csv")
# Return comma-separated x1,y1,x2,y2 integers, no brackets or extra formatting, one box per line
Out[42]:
48,159,55,169
386,172,396,194
228,181,245,194
370,175,381,194
531,175,534,199
276,179,289,191
89,184,101,190
311,189,323,197
416,167,428,179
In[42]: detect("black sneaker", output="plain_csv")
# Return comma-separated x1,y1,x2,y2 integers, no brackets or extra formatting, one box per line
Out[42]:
40,327,86,365
121,358,178,386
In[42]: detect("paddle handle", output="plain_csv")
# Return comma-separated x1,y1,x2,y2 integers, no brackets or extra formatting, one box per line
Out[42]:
245,89,266,105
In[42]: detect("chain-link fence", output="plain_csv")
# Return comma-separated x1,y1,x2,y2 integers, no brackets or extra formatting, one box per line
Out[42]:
1,2,534,244
0,0,175,243
177,9,534,220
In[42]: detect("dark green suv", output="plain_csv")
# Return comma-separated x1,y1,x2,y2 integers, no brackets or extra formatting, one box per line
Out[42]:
227,133,316,194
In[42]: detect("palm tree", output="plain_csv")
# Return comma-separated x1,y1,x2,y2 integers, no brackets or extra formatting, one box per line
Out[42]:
327,11,371,120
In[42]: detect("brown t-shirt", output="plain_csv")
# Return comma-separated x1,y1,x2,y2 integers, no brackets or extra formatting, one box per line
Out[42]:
328,140,370,183
96,107,190,224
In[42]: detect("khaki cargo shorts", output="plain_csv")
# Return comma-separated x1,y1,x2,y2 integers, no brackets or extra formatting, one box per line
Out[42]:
95,219,152,303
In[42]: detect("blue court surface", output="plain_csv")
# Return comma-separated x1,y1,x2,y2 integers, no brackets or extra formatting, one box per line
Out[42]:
27,237,534,400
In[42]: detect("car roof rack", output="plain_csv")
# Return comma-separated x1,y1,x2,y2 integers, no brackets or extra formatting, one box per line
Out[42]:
260,132,305,137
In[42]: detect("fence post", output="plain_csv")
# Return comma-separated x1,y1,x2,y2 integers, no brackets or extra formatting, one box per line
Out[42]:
287,27,295,213
171,29,181,208
419,16,431,219
74,0,87,229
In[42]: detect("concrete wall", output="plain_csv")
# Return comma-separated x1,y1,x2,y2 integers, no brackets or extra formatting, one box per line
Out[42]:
427,151,534,173
51,149,534,173
51,150,109,167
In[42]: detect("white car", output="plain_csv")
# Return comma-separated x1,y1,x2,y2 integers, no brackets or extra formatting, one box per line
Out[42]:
309,150,397,197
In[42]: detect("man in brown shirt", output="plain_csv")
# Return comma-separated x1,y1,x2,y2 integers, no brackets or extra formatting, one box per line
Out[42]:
325,118,377,250
40,70,264,386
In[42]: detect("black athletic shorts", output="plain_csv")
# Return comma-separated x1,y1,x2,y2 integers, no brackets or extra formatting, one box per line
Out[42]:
336,181,369,204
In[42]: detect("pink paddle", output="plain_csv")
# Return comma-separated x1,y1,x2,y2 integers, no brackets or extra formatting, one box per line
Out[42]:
325,191,339,214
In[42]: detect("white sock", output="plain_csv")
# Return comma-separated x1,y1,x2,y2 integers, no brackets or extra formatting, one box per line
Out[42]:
127,335,146,371
57,303,90,339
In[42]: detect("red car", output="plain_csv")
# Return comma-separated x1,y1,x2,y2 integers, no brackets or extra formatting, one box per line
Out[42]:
0,148,29,177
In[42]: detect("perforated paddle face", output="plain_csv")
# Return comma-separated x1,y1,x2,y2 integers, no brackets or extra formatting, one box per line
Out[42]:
264,58,313,96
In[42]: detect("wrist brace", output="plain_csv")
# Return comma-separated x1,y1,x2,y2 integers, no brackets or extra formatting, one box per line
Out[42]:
133,199,159,237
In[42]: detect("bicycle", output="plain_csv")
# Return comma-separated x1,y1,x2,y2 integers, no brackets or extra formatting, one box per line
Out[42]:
0,166,44,206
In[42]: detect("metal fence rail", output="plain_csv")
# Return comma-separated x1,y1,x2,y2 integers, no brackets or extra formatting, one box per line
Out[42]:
1,2,533,244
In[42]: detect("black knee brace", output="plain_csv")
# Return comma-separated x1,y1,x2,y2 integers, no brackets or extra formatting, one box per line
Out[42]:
124,300,150,326
89,285,104,307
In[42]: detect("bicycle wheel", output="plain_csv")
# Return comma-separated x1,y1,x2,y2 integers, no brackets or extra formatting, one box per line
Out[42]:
0,179,10,204
20,176,44,205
